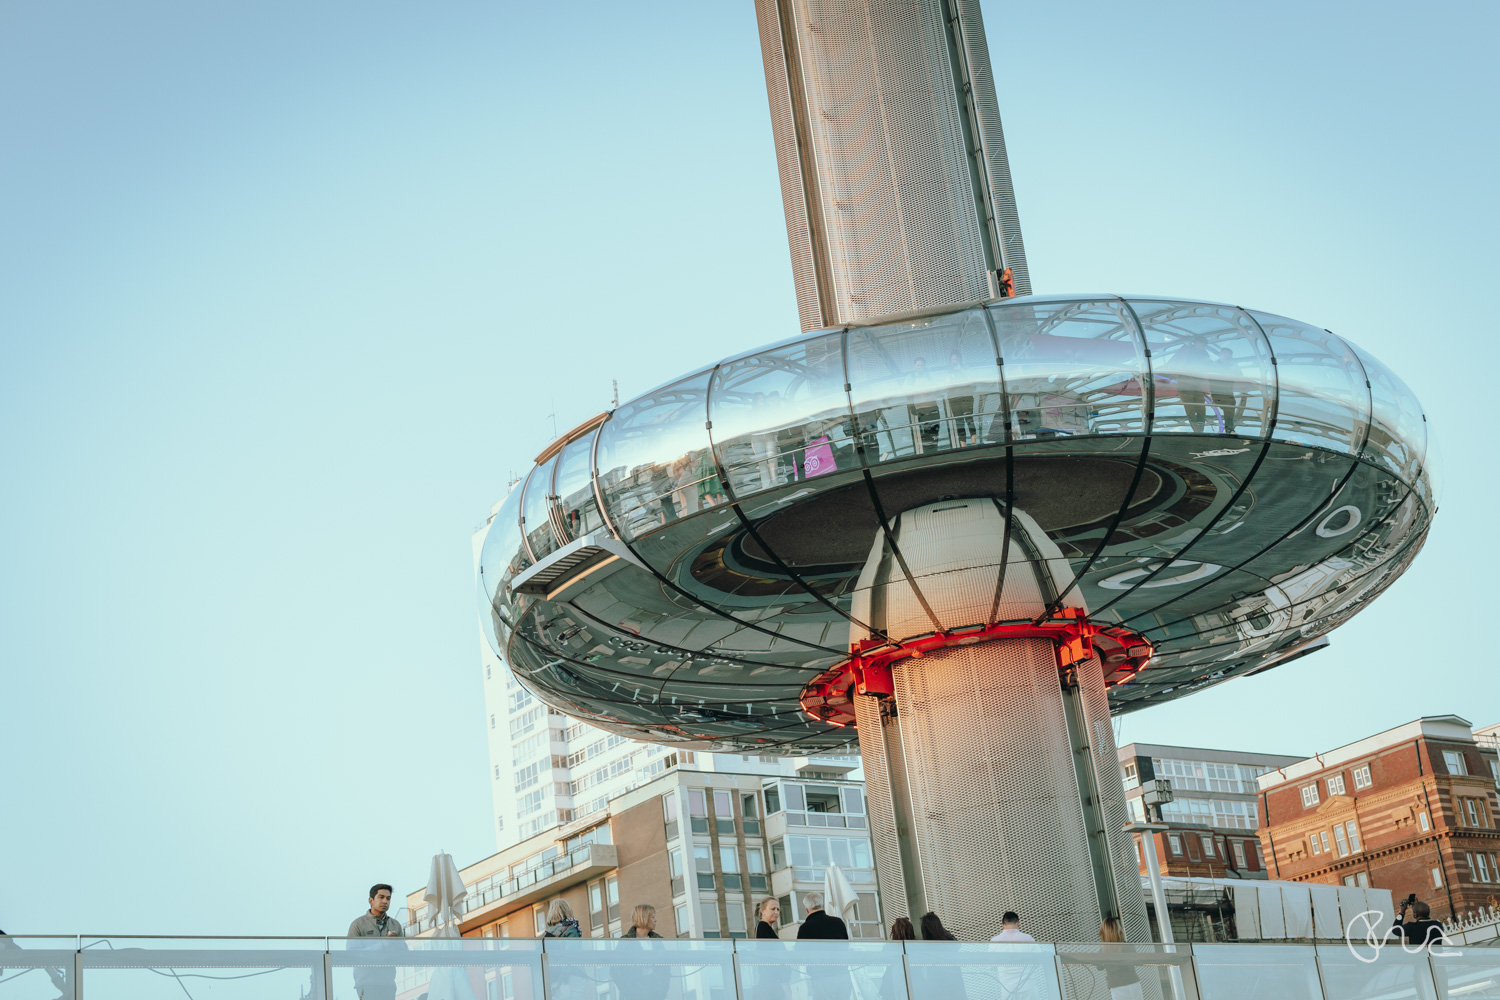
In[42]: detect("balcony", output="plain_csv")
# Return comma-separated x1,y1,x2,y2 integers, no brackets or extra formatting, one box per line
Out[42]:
409,843,617,935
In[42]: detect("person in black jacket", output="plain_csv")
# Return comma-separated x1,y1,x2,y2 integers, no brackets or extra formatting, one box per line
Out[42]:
796,892,849,939
1390,898,1446,947
755,898,783,939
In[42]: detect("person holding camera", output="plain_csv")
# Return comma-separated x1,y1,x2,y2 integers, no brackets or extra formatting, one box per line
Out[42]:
1390,893,1446,947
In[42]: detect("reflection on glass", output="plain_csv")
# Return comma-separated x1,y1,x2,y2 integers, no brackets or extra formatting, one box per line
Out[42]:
1251,313,1370,456
542,939,733,1000
710,333,851,498
1193,943,1323,1000
478,484,531,653
555,431,604,543
596,372,723,542
1133,301,1273,437
905,942,1061,1000
847,308,1002,463
1349,343,1426,483
989,299,1145,439
522,455,560,560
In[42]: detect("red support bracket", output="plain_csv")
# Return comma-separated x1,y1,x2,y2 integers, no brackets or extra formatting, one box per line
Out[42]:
798,608,1153,729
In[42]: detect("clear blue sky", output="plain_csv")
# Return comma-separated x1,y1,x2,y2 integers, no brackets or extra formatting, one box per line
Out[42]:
1,1,1494,935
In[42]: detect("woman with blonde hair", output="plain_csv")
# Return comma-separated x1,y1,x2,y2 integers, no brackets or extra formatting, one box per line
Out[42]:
544,898,581,938
622,904,663,938
1098,918,1142,999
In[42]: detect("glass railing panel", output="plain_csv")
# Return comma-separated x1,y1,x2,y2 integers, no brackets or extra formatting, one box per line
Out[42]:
738,940,905,1000
1193,943,1321,1000
78,937,327,1000
1315,940,1439,1000
0,937,77,1000
477,481,529,656
1430,947,1500,999
542,939,734,1000
1131,300,1273,439
1056,942,1198,1000
522,455,561,559
555,429,604,543
1249,312,1369,457
328,937,544,1000
905,941,1062,1000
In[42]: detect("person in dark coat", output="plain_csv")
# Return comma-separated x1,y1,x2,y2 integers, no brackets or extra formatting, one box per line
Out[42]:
796,892,849,939
753,899,790,1000
756,898,783,939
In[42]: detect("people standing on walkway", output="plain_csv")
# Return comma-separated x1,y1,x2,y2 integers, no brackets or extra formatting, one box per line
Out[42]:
796,892,849,939
880,919,918,1000
919,912,956,940
543,899,582,938
1098,918,1142,999
1390,898,1446,947
990,911,1036,942
347,884,404,1000
756,898,783,939
617,905,669,1000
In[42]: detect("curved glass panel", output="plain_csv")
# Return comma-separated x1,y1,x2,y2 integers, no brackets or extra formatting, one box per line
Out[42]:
1348,342,1426,483
477,483,530,653
554,430,603,542
595,371,721,542
709,332,851,498
847,307,1003,464
990,298,1146,439
521,455,559,560
1251,312,1369,456
1132,301,1272,437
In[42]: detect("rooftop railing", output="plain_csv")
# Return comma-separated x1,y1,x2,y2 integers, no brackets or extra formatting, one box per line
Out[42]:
1,935,1494,1000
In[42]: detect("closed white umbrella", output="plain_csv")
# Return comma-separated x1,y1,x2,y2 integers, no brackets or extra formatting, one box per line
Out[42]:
823,865,859,927
425,852,469,938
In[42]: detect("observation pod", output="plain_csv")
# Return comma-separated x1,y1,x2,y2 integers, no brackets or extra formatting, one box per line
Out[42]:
479,295,1435,941
481,0,1433,948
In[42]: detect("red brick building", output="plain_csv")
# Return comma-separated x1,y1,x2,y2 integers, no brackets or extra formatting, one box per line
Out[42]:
1257,715,1500,922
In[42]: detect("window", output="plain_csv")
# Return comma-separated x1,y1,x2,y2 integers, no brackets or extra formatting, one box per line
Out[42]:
605,875,619,921
720,846,741,890
742,793,761,834
1467,853,1478,880
1310,835,1322,856
1443,750,1468,776
1327,774,1346,796
669,848,683,877
770,839,786,870
714,790,735,835
1478,854,1493,883
777,894,793,926
688,790,708,833
1168,834,1183,856
1491,760,1499,783
1352,764,1372,790
1201,834,1216,857
1419,812,1430,831
1320,832,1331,854
726,904,747,937
1233,841,1248,868
747,847,766,874
765,784,782,814
694,846,714,889
1345,820,1361,853
1432,867,1443,888
589,881,604,933
1465,798,1486,827
674,903,688,938
1123,762,1140,789
663,791,679,841
1333,825,1349,857
533,905,546,936
486,664,492,679
1342,875,1357,887
490,714,496,729
1301,784,1320,808
700,902,720,937
495,765,501,779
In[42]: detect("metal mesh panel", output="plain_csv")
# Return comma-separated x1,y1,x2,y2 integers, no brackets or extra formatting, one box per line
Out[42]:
952,0,1030,295
754,0,826,331
855,693,911,921
774,0,994,325
890,639,1101,943
1077,656,1153,943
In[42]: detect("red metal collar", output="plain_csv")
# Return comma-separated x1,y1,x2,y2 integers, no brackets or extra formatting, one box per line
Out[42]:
799,608,1153,728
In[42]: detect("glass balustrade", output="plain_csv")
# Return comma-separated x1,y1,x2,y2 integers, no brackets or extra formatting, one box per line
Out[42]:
1,935,1488,1000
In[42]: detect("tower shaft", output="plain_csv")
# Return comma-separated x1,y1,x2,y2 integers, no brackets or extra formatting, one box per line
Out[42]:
754,0,1031,332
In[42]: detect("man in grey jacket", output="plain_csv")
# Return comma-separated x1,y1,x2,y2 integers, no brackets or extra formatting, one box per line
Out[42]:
347,884,405,1000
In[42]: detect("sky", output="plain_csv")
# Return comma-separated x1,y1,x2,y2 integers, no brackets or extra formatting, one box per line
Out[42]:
1,1,1495,936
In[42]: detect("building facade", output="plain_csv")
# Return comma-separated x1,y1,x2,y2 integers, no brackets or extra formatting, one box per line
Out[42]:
406,765,876,941
1257,715,1500,922
1119,742,1304,880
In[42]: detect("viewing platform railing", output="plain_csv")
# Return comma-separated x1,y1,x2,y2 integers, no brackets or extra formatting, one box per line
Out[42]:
1,935,1494,1000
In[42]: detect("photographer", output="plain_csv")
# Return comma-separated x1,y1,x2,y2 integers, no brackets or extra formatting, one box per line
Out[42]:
1390,894,1446,947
